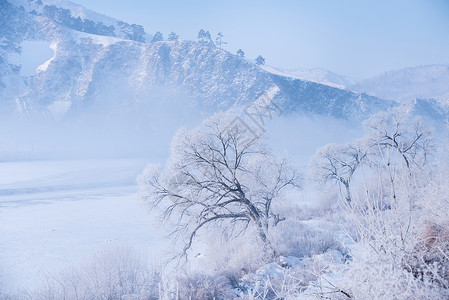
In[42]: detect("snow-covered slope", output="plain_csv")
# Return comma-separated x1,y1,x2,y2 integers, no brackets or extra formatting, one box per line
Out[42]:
2,0,441,124
350,64,449,101
24,36,394,120
0,0,395,122
265,66,356,89
6,0,150,42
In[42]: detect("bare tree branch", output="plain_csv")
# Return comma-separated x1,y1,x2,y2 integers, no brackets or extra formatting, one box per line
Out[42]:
139,114,301,259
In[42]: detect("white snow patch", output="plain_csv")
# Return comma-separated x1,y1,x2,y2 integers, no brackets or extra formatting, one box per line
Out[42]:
280,256,304,268
73,30,123,47
261,65,294,77
36,42,57,73
266,85,281,98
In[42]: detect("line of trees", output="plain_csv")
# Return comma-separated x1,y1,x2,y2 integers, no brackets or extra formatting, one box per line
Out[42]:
149,29,266,65
151,31,180,42
34,5,146,42
150,29,266,65
38,5,116,37
309,107,449,298
196,29,265,65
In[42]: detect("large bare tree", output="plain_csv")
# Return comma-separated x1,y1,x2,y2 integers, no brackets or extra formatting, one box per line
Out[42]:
139,114,301,258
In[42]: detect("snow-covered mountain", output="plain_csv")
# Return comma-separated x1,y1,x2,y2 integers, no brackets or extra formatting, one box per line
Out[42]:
349,64,449,102
2,0,446,125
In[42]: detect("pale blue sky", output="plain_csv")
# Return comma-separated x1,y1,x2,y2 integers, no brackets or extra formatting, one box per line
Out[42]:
75,0,449,79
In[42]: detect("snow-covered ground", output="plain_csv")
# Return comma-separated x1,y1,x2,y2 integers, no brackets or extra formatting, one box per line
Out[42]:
0,158,166,294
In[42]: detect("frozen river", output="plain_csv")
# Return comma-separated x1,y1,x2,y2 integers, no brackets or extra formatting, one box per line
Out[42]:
0,158,166,293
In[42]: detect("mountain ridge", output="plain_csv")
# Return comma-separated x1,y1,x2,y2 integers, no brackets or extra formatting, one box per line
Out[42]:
349,64,449,101
6,0,151,42
0,0,431,123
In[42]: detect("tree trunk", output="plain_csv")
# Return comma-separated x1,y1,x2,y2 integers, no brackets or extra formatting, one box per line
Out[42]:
344,181,352,204
253,218,276,257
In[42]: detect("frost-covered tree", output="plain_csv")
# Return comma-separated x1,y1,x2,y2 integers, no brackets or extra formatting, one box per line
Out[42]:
215,32,227,49
311,142,366,204
197,29,206,40
237,48,245,58
360,108,434,208
363,107,433,170
168,32,179,41
117,22,145,42
311,108,433,206
197,29,212,44
151,31,164,42
139,114,301,258
255,55,265,65
310,109,447,298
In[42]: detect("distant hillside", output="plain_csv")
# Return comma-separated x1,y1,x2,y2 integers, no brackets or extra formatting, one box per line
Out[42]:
350,64,449,101
264,66,356,89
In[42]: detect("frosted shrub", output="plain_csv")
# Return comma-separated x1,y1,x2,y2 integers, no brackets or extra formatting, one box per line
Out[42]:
269,218,340,259
29,246,160,300
201,228,269,276
174,272,233,300
404,222,449,288
337,162,449,299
